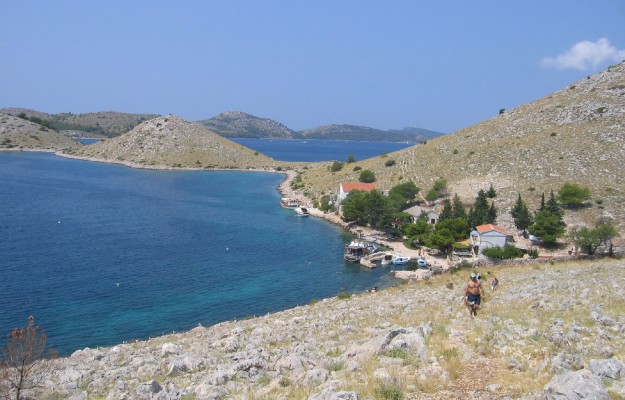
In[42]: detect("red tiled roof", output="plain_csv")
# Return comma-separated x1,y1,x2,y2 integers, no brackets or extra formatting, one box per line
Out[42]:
341,182,376,192
476,224,509,235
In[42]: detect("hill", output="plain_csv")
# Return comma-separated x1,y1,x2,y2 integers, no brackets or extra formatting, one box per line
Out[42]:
61,115,298,170
198,111,442,142
196,111,296,139
0,113,81,150
28,258,625,399
299,124,432,143
296,62,625,234
0,108,160,138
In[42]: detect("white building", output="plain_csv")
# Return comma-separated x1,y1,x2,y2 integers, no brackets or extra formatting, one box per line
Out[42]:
472,224,511,254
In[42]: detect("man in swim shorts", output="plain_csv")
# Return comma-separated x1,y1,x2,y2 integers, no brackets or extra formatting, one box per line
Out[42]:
465,272,484,317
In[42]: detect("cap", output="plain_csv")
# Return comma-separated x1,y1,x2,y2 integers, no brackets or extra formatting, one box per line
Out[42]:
470,272,477,279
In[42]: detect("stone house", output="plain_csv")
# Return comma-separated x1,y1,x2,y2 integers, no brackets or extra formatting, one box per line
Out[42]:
404,205,440,225
338,182,377,203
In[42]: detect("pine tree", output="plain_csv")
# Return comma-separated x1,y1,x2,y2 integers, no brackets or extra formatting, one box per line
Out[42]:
439,199,453,221
486,183,497,198
539,192,546,211
451,194,466,219
487,201,497,224
511,194,533,235
546,190,564,223
469,189,490,227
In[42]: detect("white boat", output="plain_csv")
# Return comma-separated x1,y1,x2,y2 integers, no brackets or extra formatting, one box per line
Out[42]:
416,258,429,268
391,256,411,265
280,197,300,208
344,240,378,262
381,253,398,265
295,206,309,217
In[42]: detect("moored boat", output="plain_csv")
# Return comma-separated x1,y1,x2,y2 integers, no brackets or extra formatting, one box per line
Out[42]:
391,256,411,265
280,197,301,208
344,239,378,262
295,206,310,216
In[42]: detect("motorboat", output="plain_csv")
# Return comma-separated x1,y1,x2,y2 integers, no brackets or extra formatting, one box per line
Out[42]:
295,206,310,216
344,239,378,262
416,258,429,268
391,256,411,265
280,197,300,208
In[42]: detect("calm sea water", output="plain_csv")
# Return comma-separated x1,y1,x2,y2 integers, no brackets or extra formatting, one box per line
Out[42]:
0,152,399,355
230,138,412,162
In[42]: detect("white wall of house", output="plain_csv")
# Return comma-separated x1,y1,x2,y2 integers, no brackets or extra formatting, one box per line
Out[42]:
478,232,508,253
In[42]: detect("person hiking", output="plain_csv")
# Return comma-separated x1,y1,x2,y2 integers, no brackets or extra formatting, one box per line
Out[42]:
491,276,499,291
465,272,484,317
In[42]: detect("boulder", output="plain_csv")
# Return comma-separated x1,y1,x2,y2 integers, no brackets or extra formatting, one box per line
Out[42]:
543,369,609,400
589,358,625,379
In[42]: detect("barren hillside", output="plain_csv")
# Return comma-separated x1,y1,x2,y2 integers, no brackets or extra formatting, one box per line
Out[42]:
297,62,625,234
61,115,305,171
0,113,81,150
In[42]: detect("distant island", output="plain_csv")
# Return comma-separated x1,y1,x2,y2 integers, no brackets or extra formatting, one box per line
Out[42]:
0,108,443,143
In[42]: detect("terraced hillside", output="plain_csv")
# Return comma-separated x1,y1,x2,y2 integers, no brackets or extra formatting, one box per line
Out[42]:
297,62,625,234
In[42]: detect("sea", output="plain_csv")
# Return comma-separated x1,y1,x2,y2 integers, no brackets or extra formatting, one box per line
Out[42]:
0,139,413,355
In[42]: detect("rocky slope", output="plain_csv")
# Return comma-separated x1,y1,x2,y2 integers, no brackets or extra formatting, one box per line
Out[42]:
0,108,160,138
297,62,625,234
197,111,296,139
0,113,81,150
60,115,303,171
18,258,625,399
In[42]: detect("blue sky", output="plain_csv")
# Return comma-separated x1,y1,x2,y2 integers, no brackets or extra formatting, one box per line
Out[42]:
1,1,624,133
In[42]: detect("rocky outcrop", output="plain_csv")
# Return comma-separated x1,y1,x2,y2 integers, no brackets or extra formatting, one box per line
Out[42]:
11,259,625,399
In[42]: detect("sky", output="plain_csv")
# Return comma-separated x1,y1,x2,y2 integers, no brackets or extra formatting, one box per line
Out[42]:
1,1,624,134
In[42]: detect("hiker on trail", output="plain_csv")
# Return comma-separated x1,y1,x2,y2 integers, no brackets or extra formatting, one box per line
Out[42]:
491,276,499,291
465,272,484,317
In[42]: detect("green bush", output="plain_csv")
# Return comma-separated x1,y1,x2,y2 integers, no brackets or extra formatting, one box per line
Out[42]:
385,159,396,167
482,245,523,259
337,291,352,300
358,169,376,183
330,161,344,172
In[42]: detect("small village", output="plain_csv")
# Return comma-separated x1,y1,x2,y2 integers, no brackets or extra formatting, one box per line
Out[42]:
280,172,622,285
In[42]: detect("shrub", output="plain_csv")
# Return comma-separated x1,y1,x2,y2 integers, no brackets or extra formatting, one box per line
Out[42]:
337,291,352,300
1,316,57,399
452,149,459,154
330,161,344,172
353,166,362,171
358,170,376,183
374,382,404,400
385,159,396,167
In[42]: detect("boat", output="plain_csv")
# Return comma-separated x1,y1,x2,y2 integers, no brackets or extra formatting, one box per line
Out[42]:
344,239,378,262
391,256,411,265
294,206,309,217
416,258,429,268
380,253,397,265
280,197,300,208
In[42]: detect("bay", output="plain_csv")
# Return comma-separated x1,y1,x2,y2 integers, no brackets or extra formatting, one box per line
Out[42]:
230,138,412,162
0,152,398,355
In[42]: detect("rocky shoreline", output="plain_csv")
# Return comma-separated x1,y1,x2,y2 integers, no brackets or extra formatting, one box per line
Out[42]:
13,258,623,399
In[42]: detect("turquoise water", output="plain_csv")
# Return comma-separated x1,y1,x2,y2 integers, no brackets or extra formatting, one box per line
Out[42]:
0,152,398,355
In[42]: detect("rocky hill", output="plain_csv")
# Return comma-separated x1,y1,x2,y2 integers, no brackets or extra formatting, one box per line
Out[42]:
60,115,298,170
197,111,441,142
297,62,625,235
0,113,81,150
23,258,625,399
0,108,160,138
197,111,296,139
299,124,430,143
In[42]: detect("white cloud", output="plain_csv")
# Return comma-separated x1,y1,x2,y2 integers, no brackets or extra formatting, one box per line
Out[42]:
541,38,625,71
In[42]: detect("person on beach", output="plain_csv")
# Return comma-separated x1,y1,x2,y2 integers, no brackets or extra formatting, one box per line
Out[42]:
465,272,484,317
